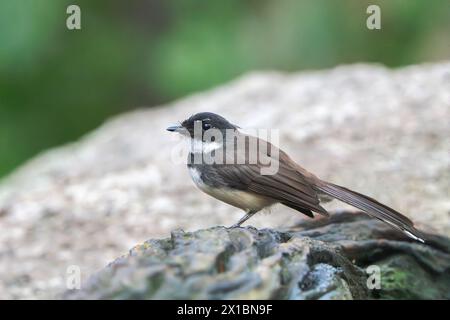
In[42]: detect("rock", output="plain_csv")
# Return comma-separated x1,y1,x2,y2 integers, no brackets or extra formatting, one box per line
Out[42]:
0,63,449,298
64,211,450,300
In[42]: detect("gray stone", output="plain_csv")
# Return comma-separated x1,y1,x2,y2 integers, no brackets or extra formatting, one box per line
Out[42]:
64,211,450,300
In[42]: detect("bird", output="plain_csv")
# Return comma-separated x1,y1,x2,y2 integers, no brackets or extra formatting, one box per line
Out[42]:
167,112,425,243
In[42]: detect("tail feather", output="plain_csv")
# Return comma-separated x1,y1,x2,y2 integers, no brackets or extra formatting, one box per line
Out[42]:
316,182,425,243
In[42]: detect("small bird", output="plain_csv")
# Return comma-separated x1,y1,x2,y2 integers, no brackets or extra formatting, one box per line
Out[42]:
167,112,424,242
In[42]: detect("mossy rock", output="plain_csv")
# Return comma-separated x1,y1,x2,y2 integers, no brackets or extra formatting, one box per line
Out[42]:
64,211,450,300
377,254,450,299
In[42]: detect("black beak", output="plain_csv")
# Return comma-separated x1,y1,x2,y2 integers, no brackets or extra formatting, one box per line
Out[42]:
166,125,183,132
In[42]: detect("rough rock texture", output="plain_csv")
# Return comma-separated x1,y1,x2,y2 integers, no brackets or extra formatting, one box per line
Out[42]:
64,211,450,300
0,63,449,299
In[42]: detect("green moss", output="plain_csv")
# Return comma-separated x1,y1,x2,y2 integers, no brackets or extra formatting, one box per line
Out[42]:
376,254,449,299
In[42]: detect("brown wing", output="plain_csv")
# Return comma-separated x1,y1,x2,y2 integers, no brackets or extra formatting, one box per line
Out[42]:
213,133,328,217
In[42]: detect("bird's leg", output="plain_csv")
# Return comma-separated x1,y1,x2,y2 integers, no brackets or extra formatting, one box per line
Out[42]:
230,210,256,228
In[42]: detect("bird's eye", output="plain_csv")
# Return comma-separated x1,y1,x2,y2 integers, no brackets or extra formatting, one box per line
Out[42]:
203,122,211,130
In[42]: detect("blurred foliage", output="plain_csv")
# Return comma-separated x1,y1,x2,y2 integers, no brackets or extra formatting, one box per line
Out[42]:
0,0,449,178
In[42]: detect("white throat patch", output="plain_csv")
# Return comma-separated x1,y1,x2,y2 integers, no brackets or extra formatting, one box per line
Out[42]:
190,139,222,154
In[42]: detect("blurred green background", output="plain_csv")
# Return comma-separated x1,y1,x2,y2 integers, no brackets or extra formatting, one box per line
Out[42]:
0,0,449,178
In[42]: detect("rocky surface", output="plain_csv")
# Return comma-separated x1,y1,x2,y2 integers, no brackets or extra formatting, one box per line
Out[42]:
0,62,449,299
64,211,450,300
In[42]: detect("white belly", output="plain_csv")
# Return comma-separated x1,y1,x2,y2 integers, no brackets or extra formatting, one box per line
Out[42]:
188,167,273,212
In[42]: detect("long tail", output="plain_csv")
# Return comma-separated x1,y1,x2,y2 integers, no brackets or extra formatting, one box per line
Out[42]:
315,182,425,243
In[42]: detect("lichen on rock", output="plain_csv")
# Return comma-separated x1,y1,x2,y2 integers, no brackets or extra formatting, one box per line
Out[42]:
64,211,450,300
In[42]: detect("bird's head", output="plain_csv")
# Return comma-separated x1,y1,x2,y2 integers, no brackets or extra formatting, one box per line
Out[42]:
166,112,238,139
